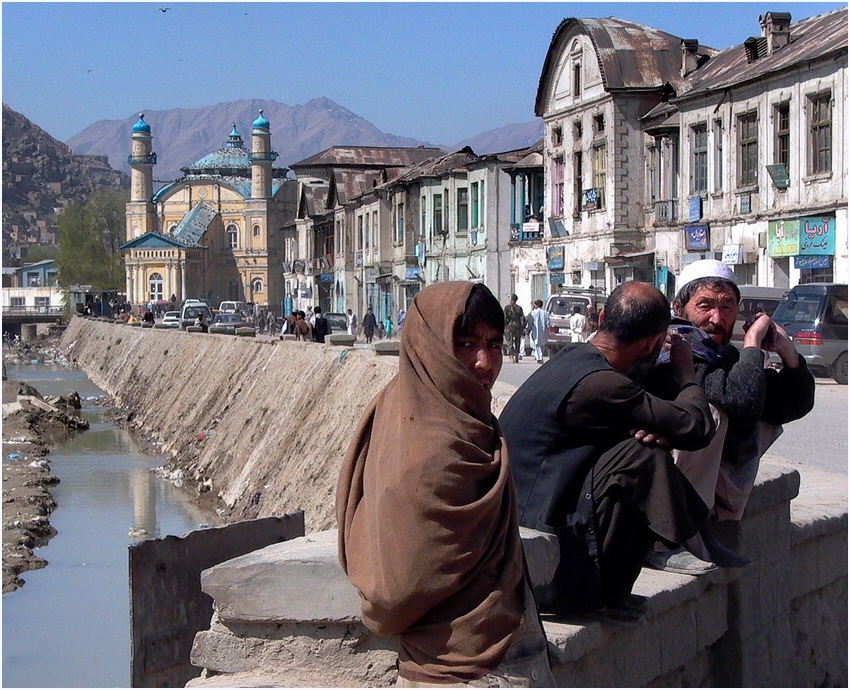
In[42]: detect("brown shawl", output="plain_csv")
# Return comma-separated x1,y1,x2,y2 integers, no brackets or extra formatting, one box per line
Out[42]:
336,282,526,683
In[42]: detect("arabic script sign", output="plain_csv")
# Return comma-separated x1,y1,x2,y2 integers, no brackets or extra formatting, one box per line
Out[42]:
798,216,835,256
767,219,799,257
684,224,709,251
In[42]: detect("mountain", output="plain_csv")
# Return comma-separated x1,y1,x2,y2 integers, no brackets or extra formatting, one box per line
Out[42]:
2,104,129,264
67,98,435,182
453,119,543,155
66,98,544,181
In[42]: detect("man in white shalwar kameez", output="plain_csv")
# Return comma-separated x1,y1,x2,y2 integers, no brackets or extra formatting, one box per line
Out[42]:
526,300,550,364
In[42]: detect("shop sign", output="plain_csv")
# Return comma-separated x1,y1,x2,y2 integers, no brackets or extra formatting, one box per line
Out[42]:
547,246,565,271
317,272,334,283
767,219,799,257
292,259,306,273
684,224,709,251
794,255,831,270
689,196,702,222
798,216,835,256
722,244,744,265
582,188,600,211
549,272,565,285
656,266,670,296
405,267,421,280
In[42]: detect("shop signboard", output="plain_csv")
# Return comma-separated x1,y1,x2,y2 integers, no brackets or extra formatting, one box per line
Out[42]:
549,272,565,285
794,255,831,270
547,246,565,270
767,219,799,257
798,216,835,256
689,196,702,222
405,267,421,280
684,224,709,251
722,244,743,265
317,273,334,283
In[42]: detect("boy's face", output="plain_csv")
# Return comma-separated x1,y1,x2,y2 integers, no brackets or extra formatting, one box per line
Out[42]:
453,321,503,390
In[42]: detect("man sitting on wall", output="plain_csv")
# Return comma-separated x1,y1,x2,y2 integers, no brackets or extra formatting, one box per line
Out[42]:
500,282,716,622
642,260,815,573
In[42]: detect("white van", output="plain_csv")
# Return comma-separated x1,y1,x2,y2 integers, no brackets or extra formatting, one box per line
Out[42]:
219,301,246,314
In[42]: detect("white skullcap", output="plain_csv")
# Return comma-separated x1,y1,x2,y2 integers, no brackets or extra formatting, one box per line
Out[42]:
677,259,737,292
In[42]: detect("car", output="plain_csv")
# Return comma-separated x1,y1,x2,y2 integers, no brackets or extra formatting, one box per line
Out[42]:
219,300,247,315
180,303,213,330
324,312,347,333
770,283,847,384
161,311,181,328
544,287,606,356
730,286,787,348
208,313,249,335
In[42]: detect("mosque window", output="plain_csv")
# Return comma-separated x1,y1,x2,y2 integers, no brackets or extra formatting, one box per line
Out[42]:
252,277,264,293
253,224,261,237
149,273,163,302
227,224,238,249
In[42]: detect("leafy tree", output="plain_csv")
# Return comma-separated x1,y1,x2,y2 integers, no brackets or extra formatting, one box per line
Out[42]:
24,244,60,263
56,189,128,290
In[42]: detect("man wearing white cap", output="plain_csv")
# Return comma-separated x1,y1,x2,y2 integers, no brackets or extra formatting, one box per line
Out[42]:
643,259,815,574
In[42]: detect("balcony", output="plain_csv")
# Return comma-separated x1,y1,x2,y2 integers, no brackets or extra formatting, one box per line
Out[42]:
510,222,543,242
249,151,279,162
127,153,157,165
654,199,678,223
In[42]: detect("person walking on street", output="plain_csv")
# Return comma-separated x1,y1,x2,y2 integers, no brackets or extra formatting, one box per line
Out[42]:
346,308,358,336
504,294,525,363
362,307,377,344
569,305,588,344
527,300,549,364
313,308,331,343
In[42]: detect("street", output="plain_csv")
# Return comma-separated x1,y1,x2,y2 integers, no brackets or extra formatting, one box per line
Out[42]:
497,359,848,476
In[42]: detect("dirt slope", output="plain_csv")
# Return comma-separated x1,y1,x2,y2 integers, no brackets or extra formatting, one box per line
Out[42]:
61,318,517,533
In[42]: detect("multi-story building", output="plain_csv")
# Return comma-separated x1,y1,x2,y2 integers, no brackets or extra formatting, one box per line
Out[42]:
531,8,846,301
121,112,297,310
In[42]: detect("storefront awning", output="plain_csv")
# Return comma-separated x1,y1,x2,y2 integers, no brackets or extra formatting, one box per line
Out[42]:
603,251,655,265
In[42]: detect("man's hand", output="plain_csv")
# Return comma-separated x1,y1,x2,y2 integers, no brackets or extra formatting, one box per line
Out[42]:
743,314,799,368
630,428,670,448
668,329,697,386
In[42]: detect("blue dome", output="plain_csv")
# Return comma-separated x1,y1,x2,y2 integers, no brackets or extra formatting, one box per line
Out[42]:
132,113,151,134
184,148,253,173
252,109,270,130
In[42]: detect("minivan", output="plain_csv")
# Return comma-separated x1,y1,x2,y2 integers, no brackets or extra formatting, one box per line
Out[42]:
545,287,606,356
771,283,847,384
180,303,213,330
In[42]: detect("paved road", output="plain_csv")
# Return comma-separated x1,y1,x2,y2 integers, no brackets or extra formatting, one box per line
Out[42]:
497,358,847,476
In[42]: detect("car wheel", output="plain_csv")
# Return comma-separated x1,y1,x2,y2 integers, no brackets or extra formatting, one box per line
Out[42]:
831,352,847,385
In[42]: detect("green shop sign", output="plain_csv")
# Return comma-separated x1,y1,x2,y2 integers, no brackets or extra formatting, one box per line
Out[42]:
768,219,799,257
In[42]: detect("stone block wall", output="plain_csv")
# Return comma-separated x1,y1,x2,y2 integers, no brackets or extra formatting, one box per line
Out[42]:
186,462,847,688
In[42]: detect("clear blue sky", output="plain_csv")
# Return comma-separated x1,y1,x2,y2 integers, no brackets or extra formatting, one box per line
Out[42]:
2,2,844,145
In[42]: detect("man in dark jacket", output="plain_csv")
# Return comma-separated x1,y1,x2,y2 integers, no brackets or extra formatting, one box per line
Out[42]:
500,282,716,622
362,307,377,344
312,307,330,343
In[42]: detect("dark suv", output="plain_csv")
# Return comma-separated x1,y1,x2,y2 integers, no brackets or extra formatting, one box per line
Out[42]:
771,283,847,384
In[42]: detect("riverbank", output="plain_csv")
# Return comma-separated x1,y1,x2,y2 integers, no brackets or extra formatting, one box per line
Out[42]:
2,340,89,593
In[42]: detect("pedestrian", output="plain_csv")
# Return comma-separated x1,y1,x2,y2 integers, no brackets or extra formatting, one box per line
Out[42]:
266,310,276,334
586,305,599,334
362,307,377,344
504,294,525,363
383,315,393,339
396,308,406,336
641,259,815,573
194,310,208,333
526,300,549,364
294,311,311,341
338,282,555,686
346,308,358,337
142,309,155,324
281,311,297,336
313,308,330,343
500,282,716,623
569,305,588,343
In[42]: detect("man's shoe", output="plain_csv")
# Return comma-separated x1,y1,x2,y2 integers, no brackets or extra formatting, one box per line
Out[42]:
589,595,647,626
699,526,751,568
645,547,717,575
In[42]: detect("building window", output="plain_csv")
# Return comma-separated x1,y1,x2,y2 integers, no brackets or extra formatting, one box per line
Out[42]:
737,111,759,187
470,184,479,228
357,215,364,248
396,201,405,243
35,297,50,309
457,188,469,232
421,196,427,234
364,212,370,249
774,102,790,172
149,272,163,302
253,224,261,237
573,120,583,142
551,157,564,217
11,297,25,310
799,266,834,284
592,143,606,208
691,123,708,194
252,278,263,294
26,272,40,287
433,193,443,235
809,92,832,175
226,224,238,249
713,119,724,192
372,210,378,248
573,151,583,216
228,278,240,300
573,62,581,96
593,113,605,136
552,125,563,148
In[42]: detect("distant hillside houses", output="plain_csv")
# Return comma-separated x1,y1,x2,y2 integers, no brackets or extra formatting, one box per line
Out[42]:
121,7,846,320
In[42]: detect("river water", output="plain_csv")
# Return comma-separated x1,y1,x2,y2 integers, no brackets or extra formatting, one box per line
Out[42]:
2,364,219,688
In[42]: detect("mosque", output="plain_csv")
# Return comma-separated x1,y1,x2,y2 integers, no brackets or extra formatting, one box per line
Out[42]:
120,112,296,310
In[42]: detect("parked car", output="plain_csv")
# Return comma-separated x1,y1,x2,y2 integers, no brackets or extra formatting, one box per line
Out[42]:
180,303,213,330
770,283,847,384
324,312,347,333
161,311,181,328
545,287,606,356
218,300,247,315
208,313,249,335
730,286,788,348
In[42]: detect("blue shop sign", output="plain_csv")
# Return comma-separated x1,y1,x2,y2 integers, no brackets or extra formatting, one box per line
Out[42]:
549,272,565,284
405,267,421,280
318,272,334,283
794,255,831,270
689,196,703,222
547,246,565,271
684,224,709,251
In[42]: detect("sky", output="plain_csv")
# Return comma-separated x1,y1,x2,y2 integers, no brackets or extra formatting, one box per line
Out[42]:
2,1,845,146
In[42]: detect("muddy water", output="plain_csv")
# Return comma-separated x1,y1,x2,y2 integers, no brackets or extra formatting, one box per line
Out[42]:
2,364,219,688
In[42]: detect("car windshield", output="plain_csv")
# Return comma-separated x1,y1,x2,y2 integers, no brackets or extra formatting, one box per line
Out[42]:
164,312,180,319
772,293,824,328
214,314,241,324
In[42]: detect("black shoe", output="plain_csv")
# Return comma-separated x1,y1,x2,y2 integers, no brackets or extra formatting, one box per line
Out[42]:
699,525,751,568
590,595,647,626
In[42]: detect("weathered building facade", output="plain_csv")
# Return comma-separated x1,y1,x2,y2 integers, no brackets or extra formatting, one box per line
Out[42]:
121,113,296,310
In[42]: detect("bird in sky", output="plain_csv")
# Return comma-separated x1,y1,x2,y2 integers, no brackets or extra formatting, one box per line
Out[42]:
87,69,93,73
159,7,170,12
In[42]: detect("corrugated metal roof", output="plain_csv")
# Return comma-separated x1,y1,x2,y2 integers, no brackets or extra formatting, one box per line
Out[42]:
676,7,847,99
171,202,217,246
290,145,446,170
536,17,712,115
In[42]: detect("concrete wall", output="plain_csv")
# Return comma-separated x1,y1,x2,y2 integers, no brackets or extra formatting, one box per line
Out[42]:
185,462,846,688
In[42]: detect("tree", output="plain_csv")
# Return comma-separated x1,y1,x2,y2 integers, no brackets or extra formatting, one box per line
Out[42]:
56,189,128,290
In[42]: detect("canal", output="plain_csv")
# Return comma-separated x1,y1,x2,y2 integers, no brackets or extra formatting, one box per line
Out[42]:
2,363,220,688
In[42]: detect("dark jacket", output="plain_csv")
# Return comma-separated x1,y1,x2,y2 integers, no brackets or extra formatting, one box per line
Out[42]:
313,316,330,343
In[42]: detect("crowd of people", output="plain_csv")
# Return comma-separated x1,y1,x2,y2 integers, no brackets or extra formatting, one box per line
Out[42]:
337,261,815,686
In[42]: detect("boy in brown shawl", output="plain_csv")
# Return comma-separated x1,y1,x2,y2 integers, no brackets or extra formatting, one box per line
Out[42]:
337,282,554,686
